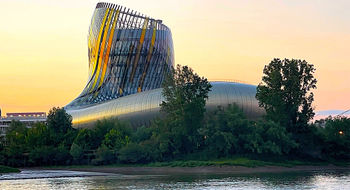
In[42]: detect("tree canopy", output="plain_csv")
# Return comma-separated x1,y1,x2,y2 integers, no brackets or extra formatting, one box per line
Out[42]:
256,58,317,134
47,107,73,134
160,64,212,154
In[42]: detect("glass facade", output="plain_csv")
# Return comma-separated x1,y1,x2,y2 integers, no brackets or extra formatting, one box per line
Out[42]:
66,2,174,109
65,2,265,127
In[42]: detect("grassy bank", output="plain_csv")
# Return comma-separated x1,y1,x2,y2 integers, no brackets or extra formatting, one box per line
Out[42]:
0,165,20,173
145,157,350,168
146,158,322,168
41,157,349,169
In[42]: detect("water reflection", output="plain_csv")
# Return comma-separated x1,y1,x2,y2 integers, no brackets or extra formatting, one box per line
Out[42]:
0,170,109,180
0,170,349,190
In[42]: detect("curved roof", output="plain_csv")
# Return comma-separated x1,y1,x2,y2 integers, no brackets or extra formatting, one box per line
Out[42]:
67,82,265,128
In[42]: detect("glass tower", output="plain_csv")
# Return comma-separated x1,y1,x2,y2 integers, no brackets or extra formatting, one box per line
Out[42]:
66,2,174,109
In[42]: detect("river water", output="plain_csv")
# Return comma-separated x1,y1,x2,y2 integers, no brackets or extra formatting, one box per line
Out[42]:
0,169,349,189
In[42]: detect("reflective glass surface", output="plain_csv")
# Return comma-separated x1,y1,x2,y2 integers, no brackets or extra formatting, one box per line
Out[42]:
66,2,174,109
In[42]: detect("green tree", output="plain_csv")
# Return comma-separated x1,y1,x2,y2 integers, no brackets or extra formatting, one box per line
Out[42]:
54,143,72,165
200,105,249,157
132,126,152,143
47,107,73,135
46,107,76,152
4,120,29,166
92,119,117,148
141,119,173,161
93,118,131,149
70,143,84,161
200,105,297,157
25,122,50,148
160,64,212,154
253,120,297,155
0,139,5,165
256,58,317,134
71,128,97,164
73,129,95,151
92,144,115,165
322,117,350,159
119,143,148,163
28,146,56,166
103,129,130,151
6,120,28,146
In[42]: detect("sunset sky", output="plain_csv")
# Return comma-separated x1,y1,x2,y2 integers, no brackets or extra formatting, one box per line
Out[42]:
0,0,349,115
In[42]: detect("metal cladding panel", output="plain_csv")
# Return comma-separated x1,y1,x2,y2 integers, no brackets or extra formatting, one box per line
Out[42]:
66,2,174,109
66,82,265,128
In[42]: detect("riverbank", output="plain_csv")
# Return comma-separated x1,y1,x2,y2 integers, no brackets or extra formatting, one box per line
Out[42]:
33,158,350,175
0,165,20,174
39,165,350,175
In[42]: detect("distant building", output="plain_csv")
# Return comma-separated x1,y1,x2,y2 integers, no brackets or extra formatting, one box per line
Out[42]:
0,112,46,138
6,112,46,119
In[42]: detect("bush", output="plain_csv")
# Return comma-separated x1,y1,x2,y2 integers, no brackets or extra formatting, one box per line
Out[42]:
28,146,56,166
54,144,73,165
133,126,152,143
119,143,147,163
254,120,297,155
200,105,252,157
322,117,350,159
0,165,20,173
92,144,116,165
70,143,84,162
199,105,297,157
73,129,95,150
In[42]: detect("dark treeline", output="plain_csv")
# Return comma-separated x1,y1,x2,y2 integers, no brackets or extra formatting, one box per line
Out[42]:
0,61,349,167
0,107,349,167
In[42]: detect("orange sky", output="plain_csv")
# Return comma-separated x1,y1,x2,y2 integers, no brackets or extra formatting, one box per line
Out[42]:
0,0,349,115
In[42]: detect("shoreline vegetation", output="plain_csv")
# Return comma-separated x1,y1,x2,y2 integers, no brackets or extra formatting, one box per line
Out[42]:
45,165,350,175
1,63,349,173
0,165,20,174
40,157,350,169
34,158,350,175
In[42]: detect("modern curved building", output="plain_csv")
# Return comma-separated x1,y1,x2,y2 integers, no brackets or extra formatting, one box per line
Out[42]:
65,2,264,128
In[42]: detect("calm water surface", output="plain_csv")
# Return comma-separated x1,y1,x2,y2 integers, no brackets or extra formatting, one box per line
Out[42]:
0,170,349,189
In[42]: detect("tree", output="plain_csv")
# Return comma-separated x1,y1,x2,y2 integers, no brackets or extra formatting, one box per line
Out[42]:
118,143,148,163
103,129,130,151
46,107,75,148
200,105,249,157
253,120,297,155
28,146,56,166
92,144,115,165
6,120,28,146
93,118,131,149
5,120,29,166
73,129,95,151
47,107,73,135
322,117,350,159
256,58,317,134
92,119,117,148
160,64,212,154
25,122,50,148
70,143,84,162
200,104,297,157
